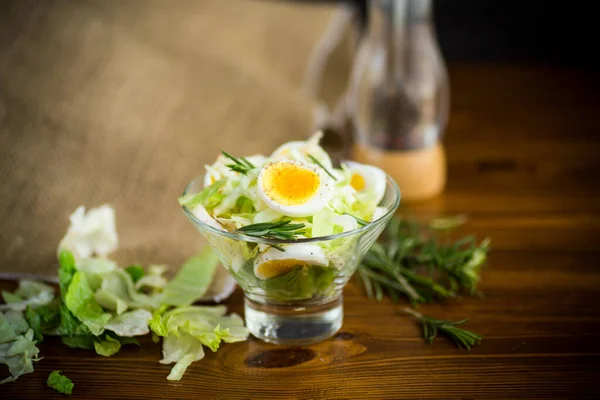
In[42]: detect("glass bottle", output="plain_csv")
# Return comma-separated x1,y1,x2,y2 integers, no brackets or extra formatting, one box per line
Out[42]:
348,0,449,203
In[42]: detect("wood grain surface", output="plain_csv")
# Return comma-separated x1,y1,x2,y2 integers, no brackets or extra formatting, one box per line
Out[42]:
2,1,600,399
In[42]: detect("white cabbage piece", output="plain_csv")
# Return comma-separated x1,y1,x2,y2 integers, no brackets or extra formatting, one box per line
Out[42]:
58,205,118,261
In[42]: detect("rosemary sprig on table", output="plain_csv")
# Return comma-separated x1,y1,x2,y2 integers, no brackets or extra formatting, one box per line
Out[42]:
356,215,490,305
236,221,306,251
404,308,482,350
308,154,337,180
221,150,255,175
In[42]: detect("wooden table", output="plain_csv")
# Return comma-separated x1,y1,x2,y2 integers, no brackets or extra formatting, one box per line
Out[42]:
2,64,599,399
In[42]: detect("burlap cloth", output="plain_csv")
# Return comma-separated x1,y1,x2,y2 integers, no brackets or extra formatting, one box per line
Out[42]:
0,0,354,279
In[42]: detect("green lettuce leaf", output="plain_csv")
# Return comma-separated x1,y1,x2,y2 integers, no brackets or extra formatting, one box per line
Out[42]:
93,333,140,357
61,334,95,350
47,370,74,395
24,301,61,343
158,306,248,350
178,179,226,211
0,280,55,312
235,196,255,215
134,265,167,292
125,265,145,284
58,304,90,337
94,334,121,357
0,318,40,384
0,313,18,344
0,317,15,344
94,289,128,315
64,272,111,335
2,311,29,336
150,305,248,381
1,292,21,304
312,208,337,238
103,309,152,337
94,269,162,312
57,249,88,342
115,336,140,347
161,247,219,307
76,257,117,292
58,250,77,296
148,306,169,337
58,301,95,350
160,333,205,381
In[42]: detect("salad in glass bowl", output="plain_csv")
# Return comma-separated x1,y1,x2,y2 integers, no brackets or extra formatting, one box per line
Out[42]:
180,132,400,344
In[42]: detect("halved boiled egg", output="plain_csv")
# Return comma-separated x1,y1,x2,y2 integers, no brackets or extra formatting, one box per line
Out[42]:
344,161,387,205
271,131,333,169
258,160,333,217
254,244,328,279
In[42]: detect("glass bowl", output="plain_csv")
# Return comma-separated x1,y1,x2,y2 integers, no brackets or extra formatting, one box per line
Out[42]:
181,174,400,345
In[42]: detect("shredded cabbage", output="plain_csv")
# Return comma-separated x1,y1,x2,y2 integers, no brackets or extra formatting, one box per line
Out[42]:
0,312,40,384
0,280,55,312
1,204,247,386
150,306,249,381
58,205,118,261
180,132,386,241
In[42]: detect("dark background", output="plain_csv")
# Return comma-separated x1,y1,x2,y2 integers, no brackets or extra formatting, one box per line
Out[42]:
321,0,597,67
433,0,595,66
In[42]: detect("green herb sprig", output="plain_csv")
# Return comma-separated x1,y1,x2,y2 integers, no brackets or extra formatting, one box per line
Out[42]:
236,221,306,251
404,308,482,350
308,154,337,180
221,150,255,175
356,215,490,305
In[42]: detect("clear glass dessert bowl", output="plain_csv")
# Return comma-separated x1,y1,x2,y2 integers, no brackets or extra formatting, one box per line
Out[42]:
181,174,400,345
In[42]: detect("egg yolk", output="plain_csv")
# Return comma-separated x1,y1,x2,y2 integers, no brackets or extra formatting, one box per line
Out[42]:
256,259,306,279
350,173,366,191
261,162,320,206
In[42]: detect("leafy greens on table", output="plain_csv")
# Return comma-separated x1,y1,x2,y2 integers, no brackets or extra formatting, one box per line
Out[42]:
0,205,249,387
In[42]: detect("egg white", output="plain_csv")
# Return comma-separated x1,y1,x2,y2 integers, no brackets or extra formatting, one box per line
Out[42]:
257,160,333,218
331,214,358,233
245,154,268,168
254,244,329,279
270,131,333,169
344,161,387,205
371,206,388,222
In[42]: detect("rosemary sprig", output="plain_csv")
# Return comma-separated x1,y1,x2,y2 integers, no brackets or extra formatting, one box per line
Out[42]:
356,215,490,305
221,150,255,175
404,308,482,350
236,221,306,251
308,154,337,180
